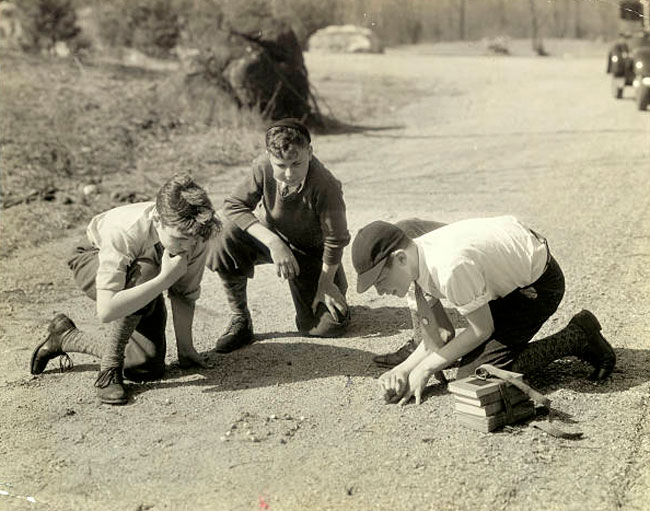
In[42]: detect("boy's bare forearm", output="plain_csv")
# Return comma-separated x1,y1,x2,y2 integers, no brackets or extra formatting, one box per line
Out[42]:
171,295,196,353
245,221,284,249
96,274,173,323
319,262,338,284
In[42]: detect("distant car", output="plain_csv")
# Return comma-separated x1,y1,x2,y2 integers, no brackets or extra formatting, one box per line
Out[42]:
608,32,650,99
632,46,650,109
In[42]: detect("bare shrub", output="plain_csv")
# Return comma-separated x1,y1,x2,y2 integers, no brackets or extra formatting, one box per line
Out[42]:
19,0,80,52
96,0,181,58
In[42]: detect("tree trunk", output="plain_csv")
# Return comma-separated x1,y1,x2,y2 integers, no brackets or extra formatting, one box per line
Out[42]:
528,0,547,55
458,0,465,40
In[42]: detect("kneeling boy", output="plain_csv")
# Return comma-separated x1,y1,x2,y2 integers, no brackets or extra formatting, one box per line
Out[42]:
30,174,219,405
207,118,350,351
352,216,616,405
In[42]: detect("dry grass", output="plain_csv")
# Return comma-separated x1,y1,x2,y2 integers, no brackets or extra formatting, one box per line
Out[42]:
0,47,416,257
0,50,265,257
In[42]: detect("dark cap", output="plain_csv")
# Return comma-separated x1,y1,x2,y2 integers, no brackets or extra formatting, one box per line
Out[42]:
352,221,408,293
267,118,311,143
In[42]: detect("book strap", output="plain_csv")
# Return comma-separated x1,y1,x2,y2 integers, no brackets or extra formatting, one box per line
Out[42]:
498,382,515,423
475,364,550,408
476,364,583,440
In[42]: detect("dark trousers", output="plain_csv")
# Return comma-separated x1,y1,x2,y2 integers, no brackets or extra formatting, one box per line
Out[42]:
207,219,349,337
67,244,167,380
456,256,565,379
393,218,565,379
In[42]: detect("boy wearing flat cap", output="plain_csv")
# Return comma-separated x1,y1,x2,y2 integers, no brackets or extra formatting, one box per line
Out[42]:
207,118,350,351
352,216,616,405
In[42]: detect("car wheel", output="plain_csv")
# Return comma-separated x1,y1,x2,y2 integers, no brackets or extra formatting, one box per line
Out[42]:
637,84,650,111
611,78,624,99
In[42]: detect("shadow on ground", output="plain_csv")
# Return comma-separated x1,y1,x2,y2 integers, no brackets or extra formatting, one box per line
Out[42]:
526,347,650,395
310,115,404,137
125,340,379,398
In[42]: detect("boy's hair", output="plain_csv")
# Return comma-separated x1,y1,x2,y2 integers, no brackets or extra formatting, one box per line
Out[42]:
265,118,311,159
156,173,220,241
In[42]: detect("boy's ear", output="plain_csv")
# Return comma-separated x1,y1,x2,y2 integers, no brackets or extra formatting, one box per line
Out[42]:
393,249,409,266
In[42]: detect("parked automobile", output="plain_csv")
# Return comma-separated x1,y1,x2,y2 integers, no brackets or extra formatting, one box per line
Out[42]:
608,32,650,99
632,45,650,109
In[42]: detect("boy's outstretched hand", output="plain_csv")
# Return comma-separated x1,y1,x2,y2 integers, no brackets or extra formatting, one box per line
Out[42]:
379,365,432,405
379,367,408,403
396,364,433,405
312,279,348,320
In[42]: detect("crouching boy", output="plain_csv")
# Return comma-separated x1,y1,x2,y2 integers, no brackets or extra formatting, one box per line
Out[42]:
30,174,220,405
207,118,350,352
351,216,616,405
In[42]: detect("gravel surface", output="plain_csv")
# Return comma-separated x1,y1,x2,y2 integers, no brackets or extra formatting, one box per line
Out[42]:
1,44,649,511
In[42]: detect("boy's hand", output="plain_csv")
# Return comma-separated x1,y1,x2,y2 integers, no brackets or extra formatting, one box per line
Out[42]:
268,239,300,280
311,279,348,320
398,364,434,406
379,367,409,404
178,347,211,369
160,249,188,283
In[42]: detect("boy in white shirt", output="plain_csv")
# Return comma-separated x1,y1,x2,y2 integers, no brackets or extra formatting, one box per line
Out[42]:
30,174,219,405
352,216,616,405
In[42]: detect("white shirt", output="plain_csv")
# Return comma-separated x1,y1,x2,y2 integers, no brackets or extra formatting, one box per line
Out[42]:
86,201,207,300
413,216,549,316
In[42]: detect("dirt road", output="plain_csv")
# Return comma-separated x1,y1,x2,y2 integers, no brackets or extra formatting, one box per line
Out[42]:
2,45,650,511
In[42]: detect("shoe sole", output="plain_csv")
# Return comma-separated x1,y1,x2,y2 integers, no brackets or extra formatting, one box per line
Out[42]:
99,398,128,405
372,359,399,369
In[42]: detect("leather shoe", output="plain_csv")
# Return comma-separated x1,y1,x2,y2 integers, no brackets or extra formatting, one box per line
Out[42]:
94,367,128,405
570,310,616,381
373,337,419,368
215,315,254,353
30,313,75,375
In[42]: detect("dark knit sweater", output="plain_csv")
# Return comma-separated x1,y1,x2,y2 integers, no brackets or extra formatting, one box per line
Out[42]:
224,154,350,265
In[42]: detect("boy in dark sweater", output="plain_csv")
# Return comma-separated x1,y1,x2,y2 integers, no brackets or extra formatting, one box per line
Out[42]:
207,119,351,352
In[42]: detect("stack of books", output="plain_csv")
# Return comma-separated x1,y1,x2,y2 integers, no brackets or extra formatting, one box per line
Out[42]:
448,373,535,432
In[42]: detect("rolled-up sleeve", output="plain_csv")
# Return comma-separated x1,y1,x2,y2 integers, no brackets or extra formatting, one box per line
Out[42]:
317,181,350,266
95,229,134,292
441,259,490,315
223,158,264,231
168,240,208,302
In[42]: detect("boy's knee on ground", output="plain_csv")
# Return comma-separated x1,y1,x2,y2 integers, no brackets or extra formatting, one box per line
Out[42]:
298,303,350,338
123,332,165,382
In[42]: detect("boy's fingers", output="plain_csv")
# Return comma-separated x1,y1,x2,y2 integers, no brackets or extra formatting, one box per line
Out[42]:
414,388,422,405
398,391,412,406
324,300,338,320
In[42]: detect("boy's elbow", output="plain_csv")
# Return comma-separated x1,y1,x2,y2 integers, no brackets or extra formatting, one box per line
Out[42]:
96,303,115,323
476,325,494,343
96,309,113,323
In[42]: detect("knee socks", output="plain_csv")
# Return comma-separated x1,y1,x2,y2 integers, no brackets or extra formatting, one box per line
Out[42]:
100,315,141,370
221,274,249,317
511,322,589,375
